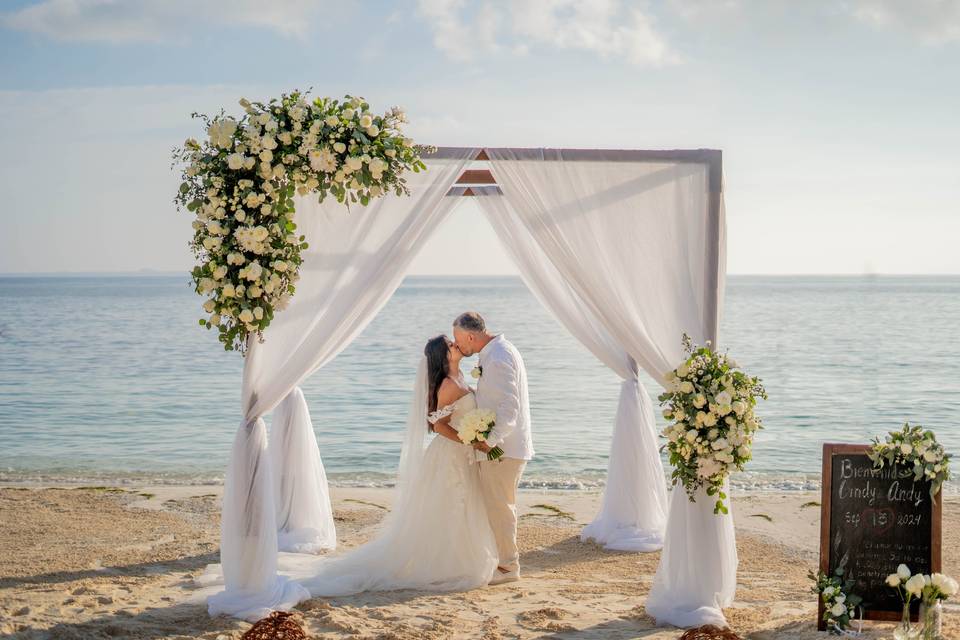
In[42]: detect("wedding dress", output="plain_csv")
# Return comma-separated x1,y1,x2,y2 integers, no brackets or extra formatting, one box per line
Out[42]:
292,389,499,596
201,360,498,616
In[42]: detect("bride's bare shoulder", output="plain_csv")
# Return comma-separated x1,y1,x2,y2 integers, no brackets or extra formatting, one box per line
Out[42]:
437,377,469,406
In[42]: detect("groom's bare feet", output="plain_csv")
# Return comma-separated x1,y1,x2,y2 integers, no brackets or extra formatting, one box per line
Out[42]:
489,566,520,585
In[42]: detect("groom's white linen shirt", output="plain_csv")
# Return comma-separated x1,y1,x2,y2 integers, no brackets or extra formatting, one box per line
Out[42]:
474,335,534,461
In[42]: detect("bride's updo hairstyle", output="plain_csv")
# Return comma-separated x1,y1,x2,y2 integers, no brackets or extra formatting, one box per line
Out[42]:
424,335,450,416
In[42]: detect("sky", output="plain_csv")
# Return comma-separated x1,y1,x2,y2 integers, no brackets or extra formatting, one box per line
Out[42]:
0,0,958,275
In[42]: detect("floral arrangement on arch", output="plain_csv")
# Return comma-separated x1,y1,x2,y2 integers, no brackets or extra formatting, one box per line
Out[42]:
659,334,767,514
172,90,432,352
869,423,951,501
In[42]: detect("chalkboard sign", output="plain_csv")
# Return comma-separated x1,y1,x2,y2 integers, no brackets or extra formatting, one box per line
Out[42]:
818,443,942,629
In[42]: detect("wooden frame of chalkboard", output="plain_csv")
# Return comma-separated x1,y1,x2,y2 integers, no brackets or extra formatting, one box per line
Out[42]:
818,443,942,630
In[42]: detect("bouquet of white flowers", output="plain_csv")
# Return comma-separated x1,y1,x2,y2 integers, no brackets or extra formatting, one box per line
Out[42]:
659,334,767,514
453,408,504,461
172,90,432,353
869,423,951,502
809,565,863,635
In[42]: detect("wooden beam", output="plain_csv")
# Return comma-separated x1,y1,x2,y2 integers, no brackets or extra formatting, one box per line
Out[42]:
455,169,495,185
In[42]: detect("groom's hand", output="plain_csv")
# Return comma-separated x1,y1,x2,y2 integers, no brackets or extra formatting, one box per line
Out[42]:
473,441,492,454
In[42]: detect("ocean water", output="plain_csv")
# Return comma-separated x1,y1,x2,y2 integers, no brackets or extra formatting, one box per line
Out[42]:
0,274,958,492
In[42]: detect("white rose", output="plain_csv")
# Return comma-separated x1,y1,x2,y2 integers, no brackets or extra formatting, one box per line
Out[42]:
943,576,959,597
227,153,245,170
369,185,382,197
202,299,216,313
209,313,221,325
247,285,262,298
716,390,732,406
905,574,926,597
259,149,273,163
385,148,396,158
679,381,694,394
711,437,729,451
346,156,363,171
325,115,339,127
333,141,346,153
703,412,718,427
359,114,373,128
693,394,707,408
253,306,264,320
900,443,913,455
213,266,227,280
830,602,846,617
366,125,380,137
342,107,355,120
685,430,698,443
221,284,236,298
677,364,690,378
886,573,902,587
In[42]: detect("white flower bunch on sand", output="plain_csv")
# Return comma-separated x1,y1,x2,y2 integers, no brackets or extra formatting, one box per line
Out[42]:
659,333,767,514
173,91,431,352
809,566,863,635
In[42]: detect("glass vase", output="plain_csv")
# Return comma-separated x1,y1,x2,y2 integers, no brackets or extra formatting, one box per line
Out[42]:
893,602,919,640
919,600,942,640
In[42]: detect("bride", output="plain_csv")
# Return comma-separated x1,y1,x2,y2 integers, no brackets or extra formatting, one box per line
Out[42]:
290,334,498,596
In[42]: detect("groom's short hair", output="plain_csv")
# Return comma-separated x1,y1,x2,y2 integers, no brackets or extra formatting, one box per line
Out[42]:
454,311,486,333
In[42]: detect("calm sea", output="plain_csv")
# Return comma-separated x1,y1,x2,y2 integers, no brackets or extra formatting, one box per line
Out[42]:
0,275,957,492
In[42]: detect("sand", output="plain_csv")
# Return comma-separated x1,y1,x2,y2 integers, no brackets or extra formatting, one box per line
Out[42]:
0,485,957,639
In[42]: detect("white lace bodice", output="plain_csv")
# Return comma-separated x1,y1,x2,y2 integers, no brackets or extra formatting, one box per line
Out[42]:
427,391,476,429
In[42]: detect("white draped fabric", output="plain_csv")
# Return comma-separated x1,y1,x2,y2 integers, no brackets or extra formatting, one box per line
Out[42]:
644,483,738,628
472,186,667,551
270,387,336,554
207,149,476,620
481,149,731,627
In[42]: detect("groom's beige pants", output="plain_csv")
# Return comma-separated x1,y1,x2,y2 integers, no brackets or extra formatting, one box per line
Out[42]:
479,457,526,573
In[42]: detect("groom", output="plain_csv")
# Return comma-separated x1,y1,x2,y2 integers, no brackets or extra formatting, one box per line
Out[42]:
452,311,534,585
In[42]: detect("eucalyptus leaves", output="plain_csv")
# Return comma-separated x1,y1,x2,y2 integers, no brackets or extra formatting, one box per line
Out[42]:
172,91,431,352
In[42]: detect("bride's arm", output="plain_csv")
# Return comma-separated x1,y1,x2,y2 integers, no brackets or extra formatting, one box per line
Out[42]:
428,380,466,444
431,416,463,444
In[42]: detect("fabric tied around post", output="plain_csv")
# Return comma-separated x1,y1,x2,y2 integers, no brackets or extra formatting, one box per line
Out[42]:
203,415,310,621
271,387,337,554
645,481,738,628
581,370,668,551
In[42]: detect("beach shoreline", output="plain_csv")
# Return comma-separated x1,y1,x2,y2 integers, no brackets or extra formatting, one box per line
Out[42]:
1,484,957,638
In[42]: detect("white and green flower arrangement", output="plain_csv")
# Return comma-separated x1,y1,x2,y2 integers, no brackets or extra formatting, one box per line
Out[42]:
869,423,951,501
659,334,767,514
809,564,863,635
172,90,432,352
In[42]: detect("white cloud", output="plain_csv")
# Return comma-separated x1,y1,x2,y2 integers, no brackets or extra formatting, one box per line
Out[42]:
417,0,679,66
847,0,960,44
2,0,324,43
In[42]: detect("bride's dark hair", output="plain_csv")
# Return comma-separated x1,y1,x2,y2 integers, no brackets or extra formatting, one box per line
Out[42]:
424,335,450,416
